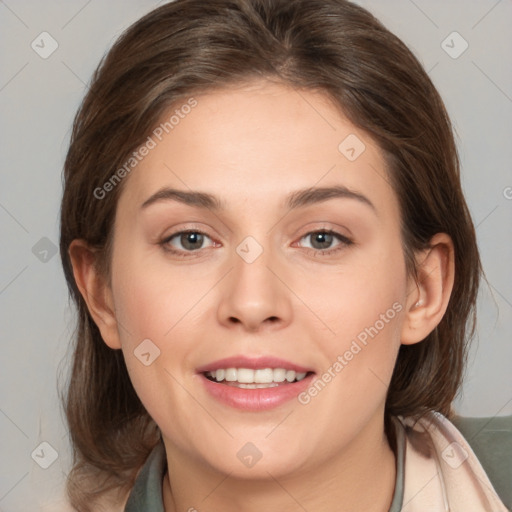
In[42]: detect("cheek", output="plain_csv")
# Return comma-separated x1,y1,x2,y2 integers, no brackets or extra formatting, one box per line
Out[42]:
111,250,208,345
109,257,207,442
299,242,407,399
109,250,218,405
305,241,406,346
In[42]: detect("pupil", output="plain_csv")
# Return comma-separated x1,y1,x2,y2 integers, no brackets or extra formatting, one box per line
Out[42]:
182,232,203,250
312,232,332,249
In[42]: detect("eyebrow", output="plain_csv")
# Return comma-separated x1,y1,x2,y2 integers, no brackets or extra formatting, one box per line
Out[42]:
141,185,376,213
286,185,376,213
141,187,222,210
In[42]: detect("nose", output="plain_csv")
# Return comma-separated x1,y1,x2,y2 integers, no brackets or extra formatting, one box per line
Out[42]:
216,241,293,333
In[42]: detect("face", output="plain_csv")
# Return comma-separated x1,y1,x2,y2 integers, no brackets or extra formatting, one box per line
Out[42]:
106,80,410,478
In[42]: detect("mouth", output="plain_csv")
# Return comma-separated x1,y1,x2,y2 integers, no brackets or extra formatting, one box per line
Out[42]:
196,356,316,410
202,367,313,388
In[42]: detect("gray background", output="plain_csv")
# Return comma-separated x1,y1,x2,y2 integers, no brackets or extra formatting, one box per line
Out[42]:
1,0,511,510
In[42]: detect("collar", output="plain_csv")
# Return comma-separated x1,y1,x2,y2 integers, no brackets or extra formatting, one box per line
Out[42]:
397,411,508,511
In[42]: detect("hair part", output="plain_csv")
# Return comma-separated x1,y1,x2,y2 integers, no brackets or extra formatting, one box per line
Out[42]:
59,0,481,509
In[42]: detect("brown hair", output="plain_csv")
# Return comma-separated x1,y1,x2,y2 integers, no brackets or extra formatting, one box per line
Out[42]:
59,0,481,509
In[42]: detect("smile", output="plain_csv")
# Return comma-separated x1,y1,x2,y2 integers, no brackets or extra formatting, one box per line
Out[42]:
197,356,316,410
203,367,309,387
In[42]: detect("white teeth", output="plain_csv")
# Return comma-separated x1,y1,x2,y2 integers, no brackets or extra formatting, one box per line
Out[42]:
273,368,286,382
236,382,280,389
285,370,295,382
225,368,237,382
237,368,254,383
254,368,274,383
205,367,309,384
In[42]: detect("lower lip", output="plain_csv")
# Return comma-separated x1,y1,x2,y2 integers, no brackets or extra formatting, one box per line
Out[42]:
199,373,315,411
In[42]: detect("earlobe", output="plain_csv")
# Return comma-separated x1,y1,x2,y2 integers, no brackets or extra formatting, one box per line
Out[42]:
68,239,122,350
400,233,455,346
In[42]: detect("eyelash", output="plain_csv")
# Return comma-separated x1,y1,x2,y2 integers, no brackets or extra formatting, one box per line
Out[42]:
298,229,354,255
159,228,353,258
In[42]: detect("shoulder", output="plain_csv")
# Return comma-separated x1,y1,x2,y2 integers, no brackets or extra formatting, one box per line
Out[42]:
451,414,512,510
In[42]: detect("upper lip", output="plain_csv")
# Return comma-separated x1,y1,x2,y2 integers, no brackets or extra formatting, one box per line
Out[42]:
196,355,314,374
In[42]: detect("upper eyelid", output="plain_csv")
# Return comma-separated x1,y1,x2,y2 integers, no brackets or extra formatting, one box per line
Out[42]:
162,229,215,246
163,227,347,240
296,230,352,249
163,228,210,240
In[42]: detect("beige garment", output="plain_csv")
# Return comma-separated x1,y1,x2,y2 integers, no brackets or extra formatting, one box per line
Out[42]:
398,411,509,511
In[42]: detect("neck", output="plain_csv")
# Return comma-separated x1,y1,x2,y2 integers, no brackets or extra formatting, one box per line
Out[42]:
163,415,396,512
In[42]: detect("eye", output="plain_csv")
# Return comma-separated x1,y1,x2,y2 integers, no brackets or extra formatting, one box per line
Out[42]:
298,230,352,253
160,230,215,254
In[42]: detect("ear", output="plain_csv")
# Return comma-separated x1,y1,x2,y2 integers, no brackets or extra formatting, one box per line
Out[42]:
400,233,455,345
68,239,122,349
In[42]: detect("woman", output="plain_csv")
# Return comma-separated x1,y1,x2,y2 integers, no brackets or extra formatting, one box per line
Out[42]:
59,0,511,510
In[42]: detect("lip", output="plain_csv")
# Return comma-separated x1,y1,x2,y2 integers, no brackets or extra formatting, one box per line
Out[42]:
199,372,315,411
196,355,315,411
196,355,314,374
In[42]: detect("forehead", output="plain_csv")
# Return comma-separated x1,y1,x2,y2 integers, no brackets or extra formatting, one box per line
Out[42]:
117,80,398,219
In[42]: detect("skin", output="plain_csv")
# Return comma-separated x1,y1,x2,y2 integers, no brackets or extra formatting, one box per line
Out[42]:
70,80,454,511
